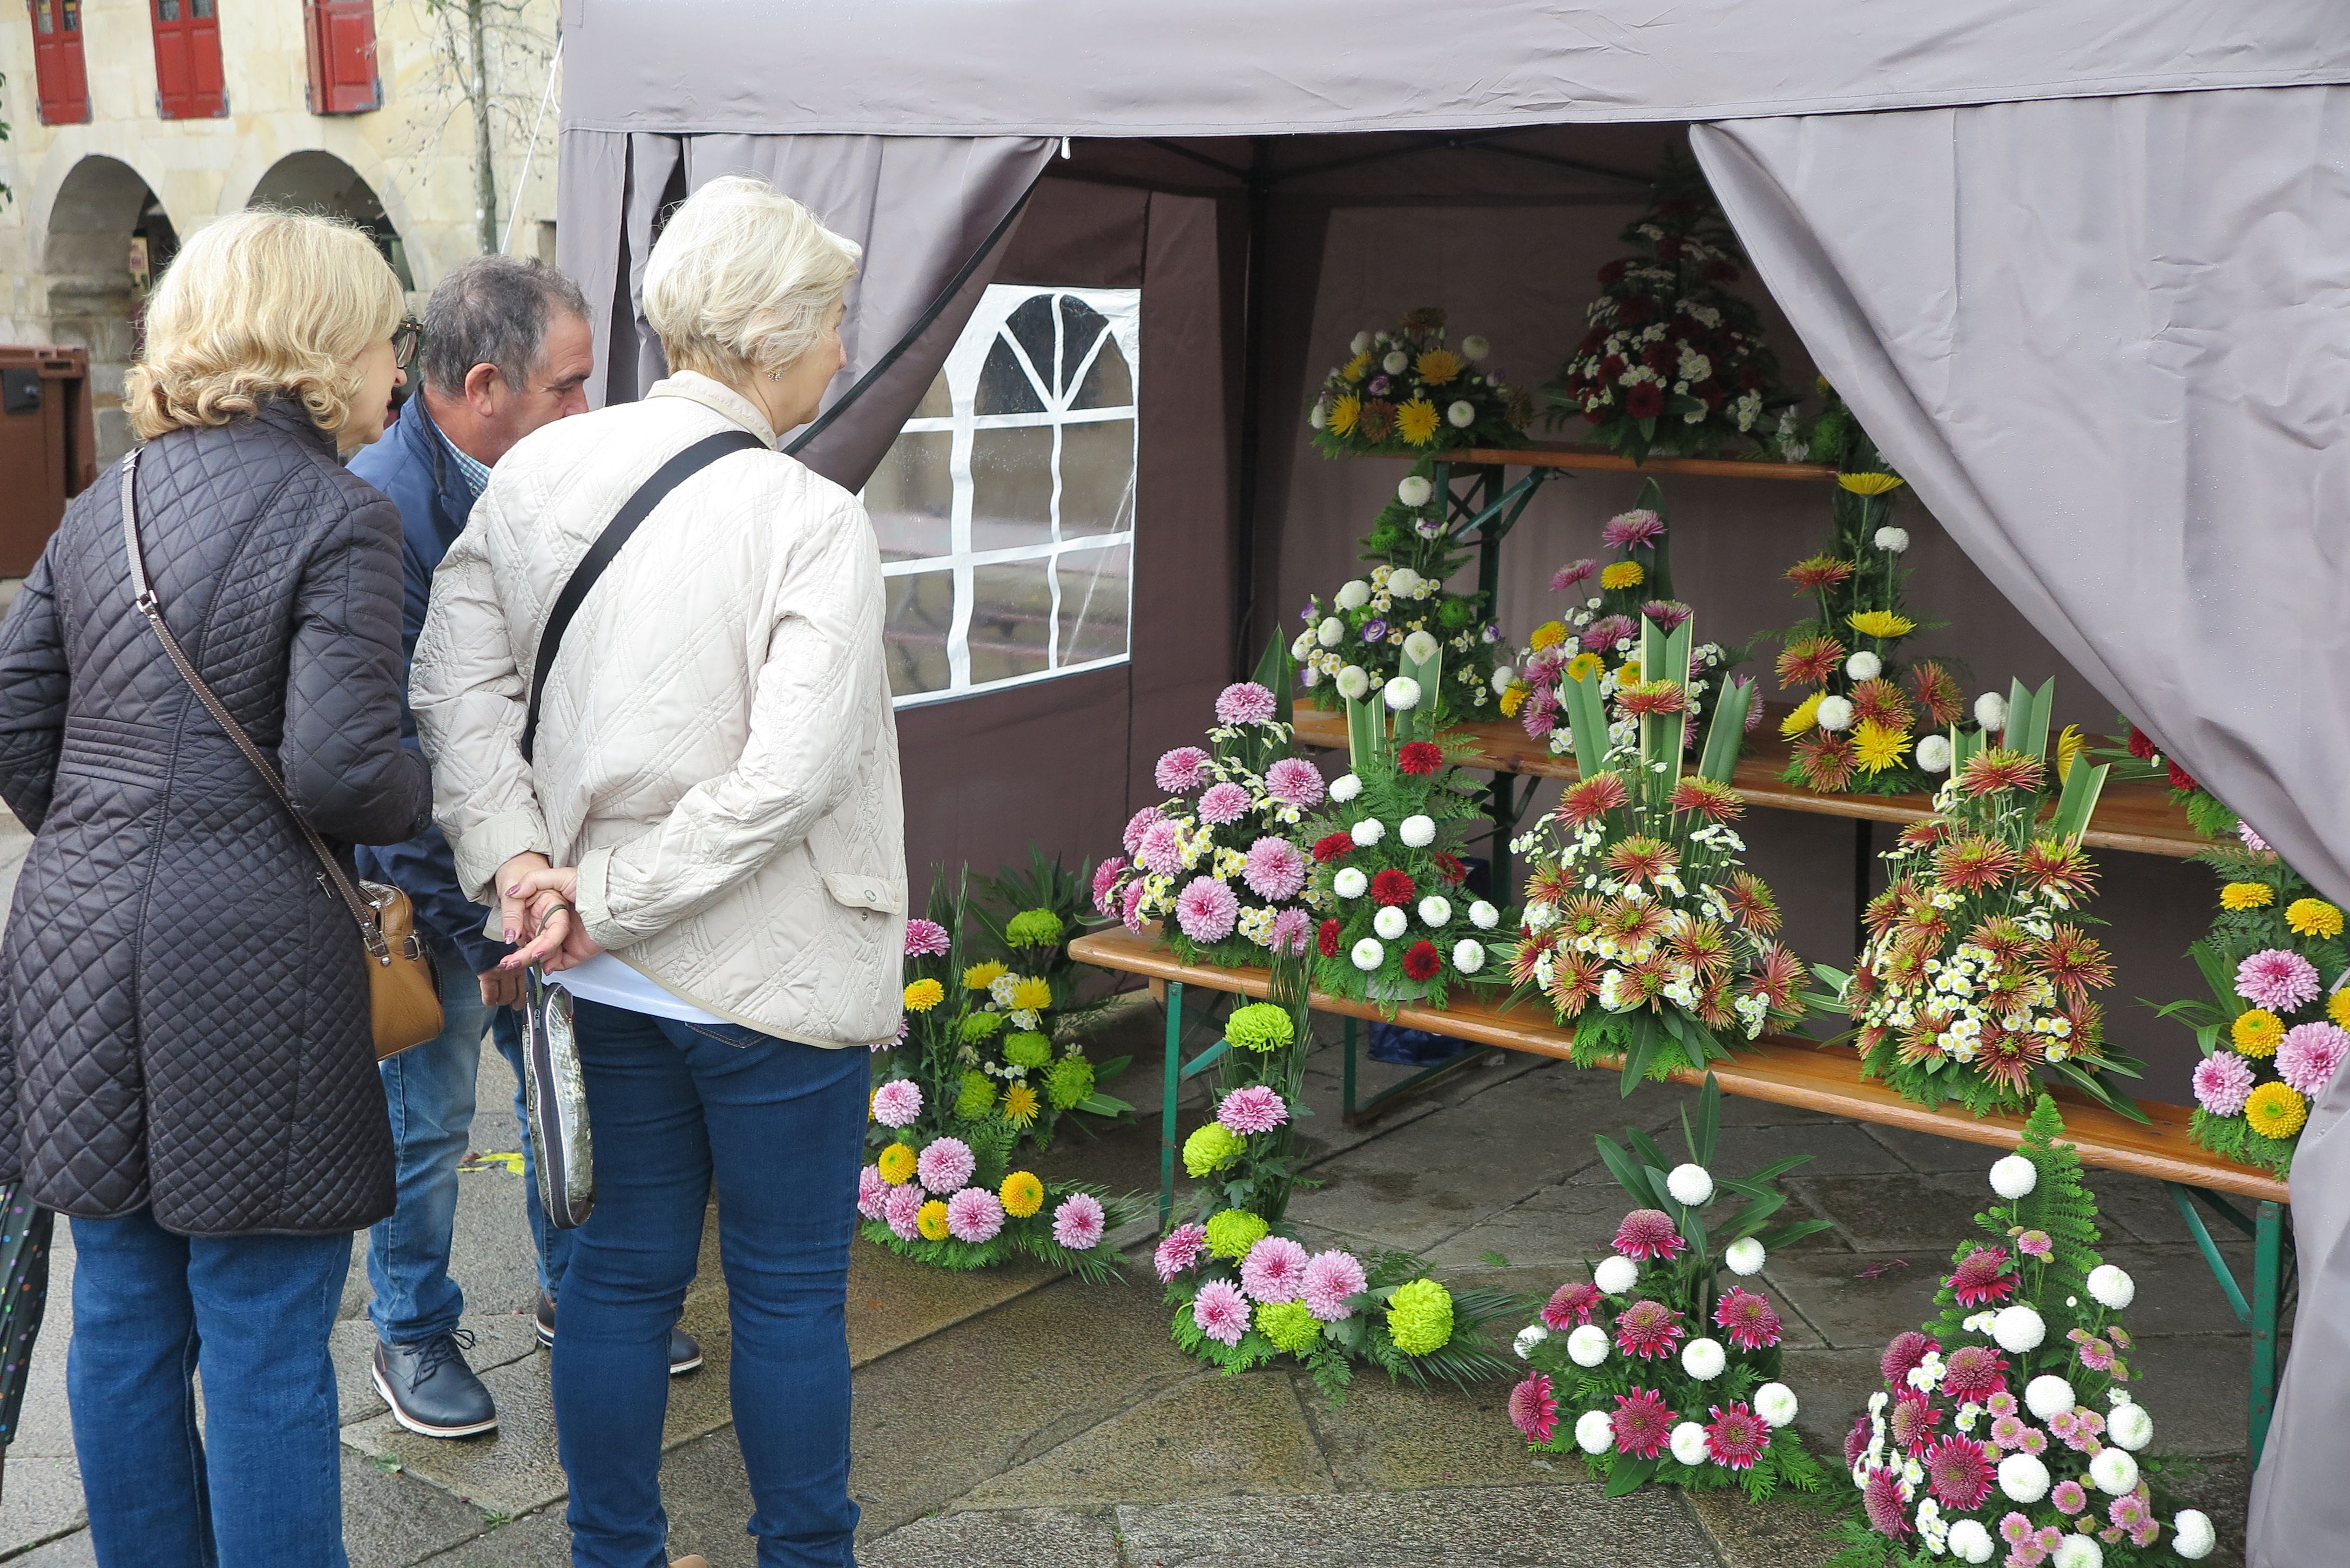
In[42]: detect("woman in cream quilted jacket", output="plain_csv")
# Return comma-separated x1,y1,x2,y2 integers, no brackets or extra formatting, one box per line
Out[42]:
410,176,902,1568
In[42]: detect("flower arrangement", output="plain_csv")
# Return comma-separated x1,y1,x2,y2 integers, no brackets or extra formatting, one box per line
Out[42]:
2158,832,2348,1177
1815,679,2149,1121
1495,479,1744,758
1505,611,1807,1092
860,1110,1140,1281
1095,647,1326,970
2091,723,2237,842
1306,307,1530,457
1291,460,1507,722
1827,1098,2220,1566
1157,963,1518,1403
1510,1074,1832,1498
1302,644,1505,1012
1542,148,1793,464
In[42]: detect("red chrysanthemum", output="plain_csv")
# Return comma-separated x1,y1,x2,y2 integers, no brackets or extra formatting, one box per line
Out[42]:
1785,557,1856,594
1957,748,2044,797
1612,1208,1686,1262
1434,851,1468,885
1881,1330,1939,1384
1616,680,1687,718
1612,1298,1687,1362
1721,871,1780,936
1557,771,1631,827
1369,868,1417,907
1542,1281,1604,1330
1397,741,1446,776
2167,758,2200,794
1509,1372,1559,1445
1402,941,1441,982
1669,776,1744,823
1311,833,1355,863
1933,834,2018,894
1604,835,1678,887
1712,1287,1783,1351
1845,1412,1875,1470
1939,1343,2009,1405
1948,1245,2016,1309
1888,1390,1942,1458
1862,1466,1913,1538
1316,918,1342,958
1624,383,1666,421
1774,633,1846,688
1704,1402,1772,1471
1610,1388,1677,1458
2126,726,2160,762
1923,1434,1996,1510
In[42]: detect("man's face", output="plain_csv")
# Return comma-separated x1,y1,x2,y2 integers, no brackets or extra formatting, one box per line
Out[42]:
476,311,595,461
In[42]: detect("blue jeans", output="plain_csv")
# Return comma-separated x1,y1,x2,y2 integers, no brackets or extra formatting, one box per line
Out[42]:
367,955,574,1343
555,999,865,1568
68,1208,352,1568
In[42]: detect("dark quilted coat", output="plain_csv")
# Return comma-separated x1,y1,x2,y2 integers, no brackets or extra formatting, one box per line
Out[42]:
0,402,432,1234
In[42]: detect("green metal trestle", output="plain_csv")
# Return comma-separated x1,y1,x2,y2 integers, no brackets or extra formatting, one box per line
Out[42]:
2165,1181,2288,1468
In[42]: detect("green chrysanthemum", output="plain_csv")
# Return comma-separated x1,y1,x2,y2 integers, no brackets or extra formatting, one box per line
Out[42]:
1226,1002,1295,1055
1203,1208,1269,1261
1004,908,1065,948
960,1011,1007,1043
1184,1123,1241,1178
1004,1031,1054,1070
955,1071,998,1119
1044,1056,1096,1111
1386,1278,1455,1356
1256,1299,1322,1355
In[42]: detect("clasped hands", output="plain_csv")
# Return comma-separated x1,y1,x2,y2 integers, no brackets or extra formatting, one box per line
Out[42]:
491,850,606,981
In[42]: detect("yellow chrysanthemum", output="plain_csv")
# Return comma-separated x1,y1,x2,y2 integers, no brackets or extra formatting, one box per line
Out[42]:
2220,882,2274,911
1852,720,1912,775
1003,1082,1041,1128
2331,989,2350,1030
917,1200,952,1241
2287,898,2346,939
1528,620,1569,651
1616,657,1642,684
962,961,1008,991
1008,976,1054,1012
1342,350,1372,381
1498,686,1528,718
1396,397,1442,445
2233,1008,2286,1058
1000,1171,1045,1218
1600,561,1645,591
902,978,945,1013
2245,1080,2310,1140
1414,349,1464,386
1837,472,1907,496
1565,652,1604,684
877,1142,918,1185
2054,725,2084,784
1779,690,1825,740
1847,610,1917,639
1328,393,1361,436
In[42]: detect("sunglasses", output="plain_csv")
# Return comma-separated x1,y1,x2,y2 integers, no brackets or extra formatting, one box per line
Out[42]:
391,318,423,370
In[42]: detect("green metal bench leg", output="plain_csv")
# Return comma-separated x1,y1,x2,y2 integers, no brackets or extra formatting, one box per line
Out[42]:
2251,1199,2283,1468
1159,981,1183,1230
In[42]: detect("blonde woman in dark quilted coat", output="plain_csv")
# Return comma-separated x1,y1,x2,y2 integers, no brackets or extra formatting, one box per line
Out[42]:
0,212,431,1567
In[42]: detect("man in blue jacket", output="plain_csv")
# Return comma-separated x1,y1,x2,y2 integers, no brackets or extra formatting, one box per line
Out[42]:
352,255,698,1438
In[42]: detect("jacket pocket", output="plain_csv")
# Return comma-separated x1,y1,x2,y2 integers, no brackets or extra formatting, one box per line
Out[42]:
821,871,904,915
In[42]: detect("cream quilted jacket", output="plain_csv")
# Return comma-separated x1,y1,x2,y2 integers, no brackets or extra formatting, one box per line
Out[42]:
410,372,906,1049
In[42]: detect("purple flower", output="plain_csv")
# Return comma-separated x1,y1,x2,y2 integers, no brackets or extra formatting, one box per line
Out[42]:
2278,1021,2349,1097
1154,746,1213,794
903,918,951,958
1138,818,1186,877
2193,1051,2256,1117
916,1136,975,1194
1265,756,1326,809
2237,948,2322,1012
856,1165,889,1221
1240,1235,1310,1302
1582,613,1634,653
1242,836,1308,902
1524,652,1563,687
870,1078,923,1128
1193,1278,1251,1345
1482,623,1503,643
1362,618,1390,643
1300,602,1316,623
1269,907,1314,957
1640,599,1692,632
1155,1222,1207,1281
1551,559,1597,592
1601,508,1665,549
1123,806,1165,855
1198,781,1253,826
1215,681,1279,726
1218,1084,1290,1136
1174,878,1239,942
946,1187,1005,1243
2240,819,2271,853
1415,516,1443,538
1052,1192,1106,1251
1368,375,1392,396
1302,1249,1367,1321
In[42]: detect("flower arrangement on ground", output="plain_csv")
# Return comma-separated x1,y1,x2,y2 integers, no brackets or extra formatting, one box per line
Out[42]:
1302,640,1504,1012
1307,307,1530,456
1509,1073,1833,1499
1505,610,1807,1092
1291,460,1505,722
1542,148,1793,463
2091,723,2237,842
1814,679,2148,1121
1826,1098,2220,1567
2158,834,2348,1178
1095,645,1326,969
1496,479,1744,758
1157,962,1518,1402
1771,395,1964,796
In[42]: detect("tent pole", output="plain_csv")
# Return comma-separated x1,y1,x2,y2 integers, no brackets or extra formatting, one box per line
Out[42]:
1233,136,1276,678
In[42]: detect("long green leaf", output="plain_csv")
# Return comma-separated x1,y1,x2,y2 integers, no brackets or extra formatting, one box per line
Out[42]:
1687,1072,1721,1166
1345,690,1380,774
2024,677,2056,761
1606,1457,1659,1496
1595,1134,1659,1207
1563,666,1612,780
2003,677,2037,756
1698,678,1751,784
1253,635,1294,730
2048,758,2109,843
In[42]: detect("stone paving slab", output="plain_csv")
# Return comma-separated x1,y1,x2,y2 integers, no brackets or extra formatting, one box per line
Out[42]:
864,1505,1127,1568
1787,1170,1996,1253
1682,1490,1845,1568
1294,1371,1549,1493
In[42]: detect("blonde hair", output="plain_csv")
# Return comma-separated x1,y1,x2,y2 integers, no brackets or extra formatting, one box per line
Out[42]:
643,176,861,383
125,209,406,443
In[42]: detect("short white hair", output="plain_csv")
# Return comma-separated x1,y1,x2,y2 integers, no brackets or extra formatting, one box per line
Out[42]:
643,176,861,381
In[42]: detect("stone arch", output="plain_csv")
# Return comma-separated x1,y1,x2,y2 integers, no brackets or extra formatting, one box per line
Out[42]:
43,154,173,462
247,151,417,290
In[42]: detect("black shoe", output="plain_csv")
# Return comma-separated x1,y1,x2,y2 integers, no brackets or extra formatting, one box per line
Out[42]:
536,1289,703,1375
372,1329,497,1438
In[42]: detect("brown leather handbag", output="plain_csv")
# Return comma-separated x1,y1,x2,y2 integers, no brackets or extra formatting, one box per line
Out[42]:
118,452,444,1059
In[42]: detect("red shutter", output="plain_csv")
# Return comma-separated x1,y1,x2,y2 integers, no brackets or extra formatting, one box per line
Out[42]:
304,0,379,115
29,1,93,125
151,0,226,119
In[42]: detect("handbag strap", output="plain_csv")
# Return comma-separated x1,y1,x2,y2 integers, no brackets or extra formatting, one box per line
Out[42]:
520,429,765,762
117,452,390,959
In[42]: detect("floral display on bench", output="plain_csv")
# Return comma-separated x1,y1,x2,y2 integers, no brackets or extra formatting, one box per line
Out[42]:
1306,307,1530,457
2091,722,2238,843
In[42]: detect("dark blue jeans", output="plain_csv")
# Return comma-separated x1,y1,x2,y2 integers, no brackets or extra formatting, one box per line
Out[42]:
67,1208,352,1567
556,999,865,1568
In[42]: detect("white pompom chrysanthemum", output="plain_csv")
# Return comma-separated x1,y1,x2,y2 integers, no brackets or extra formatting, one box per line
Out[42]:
1815,695,1855,732
1396,474,1434,508
1453,939,1485,974
1566,1323,1610,1367
2089,1447,2139,1496
1514,1322,1549,1359
2051,1537,2102,1568
1382,350,1409,375
1665,1164,1714,1207
1974,692,2009,732
1724,1237,1766,1276
1402,629,1440,664
2108,1401,2153,1451
1916,733,1953,774
1350,937,1384,971
1989,1154,2037,1199
1329,771,1362,802
1997,1451,2050,1504
1575,1409,1613,1454
1383,677,1422,711
1991,1304,2046,1353
1335,579,1372,611
1462,334,1490,362
1670,1421,1710,1465
1469,900,1500,930
1351,817,1385,847
1317,616,1346,647
1874,526,1910,553
1372,906,1408,940
2024,1376,2075,1420
1387,566,1424,597
2086,1264,2135,1310
1947,1518,1995,1564
2172,1510,2216,1560
1418,895,1451,927
1332,867,1368,899
1680,1337,1726,1381
1448,400,1475,428
1489,665,1516,694
1753,1382,1798,1427
1334,666,1370,702
1845,651,1883,682
1593,1255,1639,1295
1399,814,1436,848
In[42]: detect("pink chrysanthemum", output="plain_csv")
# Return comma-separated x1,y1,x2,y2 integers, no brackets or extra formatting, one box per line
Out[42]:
947,1187,1006,1243
1265,756,1326,809
1704,1402,1771,1471
903,918,951,957
1998,1511,2036,1547
1922,1434,1995,1509
1610,1388,1677,1458
2051,1479,2088,1515
1120,879,1147,932
1091,858,1124,916
871,1078,923,1129
1521,705,1556,739
1888,1391,1941,1457
1123,806,1166,856
1192,1278,1251,1346
883,1183,924,1241
1845,1413,1875,1469
1948,1245,2016,1308
1881,1330,1939,1384
1215,681,1279,726
1985,1391,2018,1417
2075,1335,2116,1373
1612,1208,1685,1262
1862,1467,1912,1538
1302,1249,1368,1322
1269,907,1314,957
1612,1298,1686,1361
1154,1222,1207,1282
856,1165,889,1221
2240,820,2271,854
1197,781,1253,826
1154,746,1213,794
2237,947,2322,1012
1988,1413,2029,1450
1242,836,1308,902
1711,1287,1782,1351
1509,1372,1559,1444
2193,1051,2256,1117
1051,1192,1106,1251
916,1136,976,1194
2016,1229,2054,1258
1217,1084,1289,1136
1239,1235,1310,1303
1138,817,1186,877
2279,1021,2349,1097
1550,559,1597,592
1940,1343,2010,1404
876,1019,907,1053
1542,1281,1604,1331
1602,508,1666,550
1582,613,1635,654
1174,877,1240,942
1639,599,1692,632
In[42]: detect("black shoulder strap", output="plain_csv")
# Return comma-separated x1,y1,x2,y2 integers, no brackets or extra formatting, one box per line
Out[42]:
521,428,765,762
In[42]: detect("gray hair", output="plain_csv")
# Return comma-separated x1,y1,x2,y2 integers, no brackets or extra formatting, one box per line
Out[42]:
419,255,590,396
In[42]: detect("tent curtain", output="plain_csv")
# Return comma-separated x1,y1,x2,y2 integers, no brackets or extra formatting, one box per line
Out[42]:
1692,87,2350,1561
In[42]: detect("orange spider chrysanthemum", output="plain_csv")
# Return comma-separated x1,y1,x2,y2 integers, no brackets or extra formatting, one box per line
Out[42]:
1912,661,1966,726
2036,924,2113,1008
1785,555,1855,592
1746,942,1806,1017
1524,865,1581,910
2017,837,2098,904
1851,677,1914,731
1793,733,1855,792
1963,915,2032,971
1722,870,1781,936
1933,834,2019,894
1616,680,1688,718
1957,748,2045,797
1557,771,1631,826
1775,634,1846,688
1976,1026,2047,1097
1549,949,1606,1017
1605,835,1679,887
1669,776,1744,823
1667,917,1736,982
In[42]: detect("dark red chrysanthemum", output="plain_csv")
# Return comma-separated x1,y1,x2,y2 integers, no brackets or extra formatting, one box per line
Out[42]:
1939,1343,2009,1404
1402,941,1441,982
2167,759,2200,794
1704,1402,1771,1471
1543,1281,1604,1330
1434,851,1469,885
2127,726,2160,762
1624,383,1666,421
1862,1466,1913,1538
1613,1208,1686,1262
1880,1330,1939,1385
1508,1372,1559,1445
1612,1298,1687,1361
1712,1287,1783,1351
1845,1412,1875,1469
1888,1390,1941,1457
1947,1245,2016,1309
1311,833,1355,863
1370,868,1417,907
1922,1434,1995,1510
1397,741,1446,776
1316,918,1342,958
1610,1388,1677,1458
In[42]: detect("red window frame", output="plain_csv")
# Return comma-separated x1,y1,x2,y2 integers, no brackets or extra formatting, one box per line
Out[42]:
150,0,227,119
303,0,380,116
28,0,93,125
